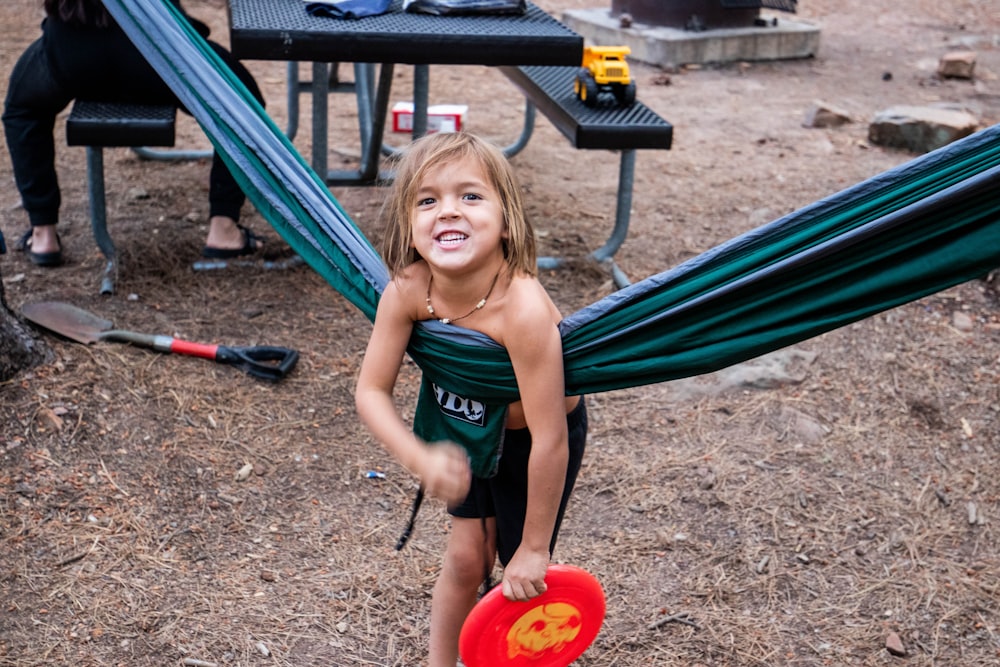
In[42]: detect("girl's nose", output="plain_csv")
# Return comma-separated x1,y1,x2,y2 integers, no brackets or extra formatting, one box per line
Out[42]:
438,196,460,218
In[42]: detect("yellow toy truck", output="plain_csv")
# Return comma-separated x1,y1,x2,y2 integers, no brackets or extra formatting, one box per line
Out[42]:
574,45,636,107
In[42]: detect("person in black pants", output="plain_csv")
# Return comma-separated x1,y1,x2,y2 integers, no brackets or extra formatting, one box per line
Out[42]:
2,0,266,267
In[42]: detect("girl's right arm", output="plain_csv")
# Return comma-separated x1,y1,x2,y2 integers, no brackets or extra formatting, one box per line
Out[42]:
355,281,471,503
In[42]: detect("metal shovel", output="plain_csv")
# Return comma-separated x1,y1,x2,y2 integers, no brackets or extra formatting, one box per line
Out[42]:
21,301,298,382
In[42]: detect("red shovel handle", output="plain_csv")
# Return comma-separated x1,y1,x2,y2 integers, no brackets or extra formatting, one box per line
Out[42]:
169,338,220,360
99,332,297,381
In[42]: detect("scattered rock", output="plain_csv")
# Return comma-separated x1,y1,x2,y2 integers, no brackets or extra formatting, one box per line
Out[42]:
720,348,818,389
242,307,264,319
803,100,852,128
234,462,254,482
938,50,976,79
14,482,35,498
37,406,64,432
885,631,907,656
780,406,830,444
664,348,819,400
868,105,979,153
952,310,974,331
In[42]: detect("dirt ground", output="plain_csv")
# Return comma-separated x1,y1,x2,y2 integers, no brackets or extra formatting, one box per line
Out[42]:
2,0,1000,665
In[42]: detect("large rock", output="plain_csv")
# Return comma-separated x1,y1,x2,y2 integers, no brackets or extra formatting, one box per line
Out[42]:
868,105,979,153
938,50,977,79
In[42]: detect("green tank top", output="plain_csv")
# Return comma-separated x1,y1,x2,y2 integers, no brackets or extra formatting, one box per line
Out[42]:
413,375,509,479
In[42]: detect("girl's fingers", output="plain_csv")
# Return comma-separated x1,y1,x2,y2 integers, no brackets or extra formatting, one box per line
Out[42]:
423,443,471,502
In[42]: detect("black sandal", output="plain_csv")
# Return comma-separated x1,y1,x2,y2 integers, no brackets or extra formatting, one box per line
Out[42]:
201,224,265,259
18,230,64,267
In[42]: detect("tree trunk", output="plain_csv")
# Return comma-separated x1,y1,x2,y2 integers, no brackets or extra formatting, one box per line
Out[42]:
0,263,50,382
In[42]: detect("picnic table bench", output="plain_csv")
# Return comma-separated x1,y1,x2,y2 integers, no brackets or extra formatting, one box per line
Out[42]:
66,100,177,294
500,64,673,288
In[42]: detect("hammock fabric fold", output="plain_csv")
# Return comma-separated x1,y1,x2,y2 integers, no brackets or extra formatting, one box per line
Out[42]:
104,0,1000,401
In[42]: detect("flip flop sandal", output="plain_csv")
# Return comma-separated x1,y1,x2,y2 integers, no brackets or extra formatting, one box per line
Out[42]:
201,224,265,259
18,230,64,267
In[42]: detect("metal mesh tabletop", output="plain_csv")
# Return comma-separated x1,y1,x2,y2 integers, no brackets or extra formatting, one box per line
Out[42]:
229,0,583,66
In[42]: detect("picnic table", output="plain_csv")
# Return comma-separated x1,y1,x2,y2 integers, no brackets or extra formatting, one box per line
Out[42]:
227,0,583,184
227,0,672,286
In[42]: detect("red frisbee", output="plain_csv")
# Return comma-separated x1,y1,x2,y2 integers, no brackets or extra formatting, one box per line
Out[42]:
459,564,605,667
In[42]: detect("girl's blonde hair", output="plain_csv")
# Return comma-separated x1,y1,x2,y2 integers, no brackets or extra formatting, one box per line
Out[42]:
379,132,537,278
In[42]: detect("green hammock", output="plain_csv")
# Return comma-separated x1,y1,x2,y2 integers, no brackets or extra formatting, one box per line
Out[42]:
104,0,1000,402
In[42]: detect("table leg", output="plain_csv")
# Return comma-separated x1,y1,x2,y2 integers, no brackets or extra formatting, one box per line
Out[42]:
592,149,635,265
325,62,394,185
286,61,302,140
501,99,536,159
354,62,375,150
85,147,118,294
538,149,636,289
311,62,330,181
357,63,392,183
412,65,429,138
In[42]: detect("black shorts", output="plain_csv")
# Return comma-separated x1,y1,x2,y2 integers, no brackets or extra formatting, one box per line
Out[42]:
449,397,587,566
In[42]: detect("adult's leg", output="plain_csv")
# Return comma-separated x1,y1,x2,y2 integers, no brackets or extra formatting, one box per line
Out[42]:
2,39,73,255
112,39,268,254
203,42,265,224
62,30,268,255
428,516,497,667
199,42,268,254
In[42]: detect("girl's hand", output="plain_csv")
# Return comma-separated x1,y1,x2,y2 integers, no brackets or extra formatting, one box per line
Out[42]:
417,442,471,505
501,546,550,601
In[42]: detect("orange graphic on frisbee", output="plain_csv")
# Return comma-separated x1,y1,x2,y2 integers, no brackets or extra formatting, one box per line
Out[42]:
506,601,583,660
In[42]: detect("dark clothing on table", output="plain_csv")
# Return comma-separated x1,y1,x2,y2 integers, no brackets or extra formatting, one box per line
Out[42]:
2,0,264,228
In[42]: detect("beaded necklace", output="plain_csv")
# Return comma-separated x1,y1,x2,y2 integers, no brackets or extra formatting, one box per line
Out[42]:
425,267,502,325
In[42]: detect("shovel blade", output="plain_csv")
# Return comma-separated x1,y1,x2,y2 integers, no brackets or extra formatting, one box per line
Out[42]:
21,301,114,344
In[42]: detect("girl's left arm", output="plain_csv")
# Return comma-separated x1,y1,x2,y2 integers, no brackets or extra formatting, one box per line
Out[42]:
500,283,570,601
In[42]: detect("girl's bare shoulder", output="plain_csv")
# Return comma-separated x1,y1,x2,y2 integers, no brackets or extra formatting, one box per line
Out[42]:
383,262,431,319
501,273,563,327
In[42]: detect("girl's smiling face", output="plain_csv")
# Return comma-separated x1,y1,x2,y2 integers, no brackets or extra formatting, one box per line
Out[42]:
409,154,508,275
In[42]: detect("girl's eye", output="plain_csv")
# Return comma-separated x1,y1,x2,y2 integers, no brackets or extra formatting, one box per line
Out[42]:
462,193,482,201
416,197,435,207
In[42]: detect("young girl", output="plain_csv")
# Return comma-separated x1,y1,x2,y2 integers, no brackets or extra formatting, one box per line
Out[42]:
355,132,587,666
